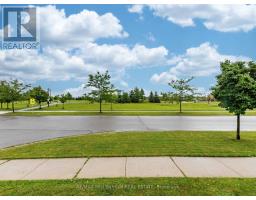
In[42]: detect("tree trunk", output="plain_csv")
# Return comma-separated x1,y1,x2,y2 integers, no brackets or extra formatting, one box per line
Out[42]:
62,103,64,109
1,102,2,109
179,100,182,113
7,103,9,109
12,101,14,113
99,97,102,113
236,114,240,140
39,102,42,109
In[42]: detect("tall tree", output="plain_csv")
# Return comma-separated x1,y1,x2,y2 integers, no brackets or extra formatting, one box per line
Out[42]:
29,86,49,109
104,84,116,111
140,89,145,102
154,92,161,103
59,94,68,109
122,92,130,103
168,77,194,113
212,60,256,140
0,81,8,109
148,91,154,103
66,92,73,100
86,71,113,113
7,80,30,112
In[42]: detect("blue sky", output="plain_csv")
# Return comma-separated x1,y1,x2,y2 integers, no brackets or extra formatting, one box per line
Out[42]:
1,4,256,96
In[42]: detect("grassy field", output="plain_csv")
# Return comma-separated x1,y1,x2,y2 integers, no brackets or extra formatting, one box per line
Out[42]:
1,131,256,159
1,177,256,195
0,101,30,111
5,101,256,116
44,101,225,111
7,111,235,116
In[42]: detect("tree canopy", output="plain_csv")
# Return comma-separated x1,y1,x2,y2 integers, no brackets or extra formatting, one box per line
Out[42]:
168,77,194,113
86,70,114,113
212,60,256,140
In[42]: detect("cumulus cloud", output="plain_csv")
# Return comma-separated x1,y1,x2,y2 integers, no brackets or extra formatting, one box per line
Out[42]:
0,48,88,81
129,4,256,32
0,42,169,83
128,4,144,14
151,42,250,84
0,5,170,85
62,84,88,97
39,5,128,48
80,43,168,69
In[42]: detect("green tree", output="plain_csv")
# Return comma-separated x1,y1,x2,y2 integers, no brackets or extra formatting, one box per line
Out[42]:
66,92,73,101
212,60,256,140
154,92,161,103
122,92,130,103
29,86,49,109
140,89,145,102
104,84,116,111
0,81,8,109
59,94,68,109
85,71,113,113
148,91,154,103
168,77,194,113
7,80,30,112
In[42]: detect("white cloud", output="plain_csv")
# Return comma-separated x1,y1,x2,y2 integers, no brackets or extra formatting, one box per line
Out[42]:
0,5,170,85
0,42,169,84
0,48,88,82
195,87,210,96
130,4,256,32
39,5,128,48
62,84,88,97
151,42,250,84
128,5,144,14
80,42,168,70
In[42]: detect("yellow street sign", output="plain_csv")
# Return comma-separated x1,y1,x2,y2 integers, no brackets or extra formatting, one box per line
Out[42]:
30,98,36,105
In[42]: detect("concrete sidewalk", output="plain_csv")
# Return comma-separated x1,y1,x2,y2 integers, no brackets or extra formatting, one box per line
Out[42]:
0,157,255,180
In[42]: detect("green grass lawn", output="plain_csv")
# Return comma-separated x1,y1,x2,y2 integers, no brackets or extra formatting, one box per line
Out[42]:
1,177,256,195
0,101,30,111
1,131,256,159
5,101,256,116
44,101,225,111
7,111,235,116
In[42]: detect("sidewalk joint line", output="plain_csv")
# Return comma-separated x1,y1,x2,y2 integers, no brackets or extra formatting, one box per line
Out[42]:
170,157,186,177
125,157,127,177
21,159,49,180
214,158,243,177
0,160,10,166
137,116,150,130
73,158,89,179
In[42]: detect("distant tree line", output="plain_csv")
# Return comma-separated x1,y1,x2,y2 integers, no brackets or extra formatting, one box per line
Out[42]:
116,87,145,103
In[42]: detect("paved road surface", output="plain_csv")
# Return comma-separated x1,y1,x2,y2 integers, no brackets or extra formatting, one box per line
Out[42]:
0,116,256,148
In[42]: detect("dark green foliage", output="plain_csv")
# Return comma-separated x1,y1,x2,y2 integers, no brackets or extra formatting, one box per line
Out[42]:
29,86,49,109
0,80,30,112
117,87,144,103
149,91,160,103
148,91,154,103
212,60,256,140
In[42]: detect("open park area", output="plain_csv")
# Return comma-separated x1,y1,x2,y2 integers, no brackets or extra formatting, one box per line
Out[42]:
1,61,256,196
1,3,256,197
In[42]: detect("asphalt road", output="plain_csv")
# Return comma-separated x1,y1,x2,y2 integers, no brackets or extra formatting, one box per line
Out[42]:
0,116,256,148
